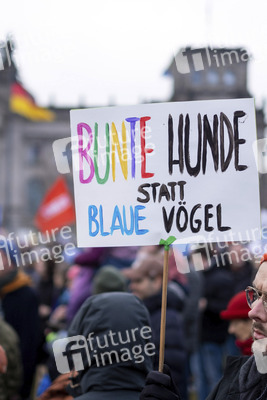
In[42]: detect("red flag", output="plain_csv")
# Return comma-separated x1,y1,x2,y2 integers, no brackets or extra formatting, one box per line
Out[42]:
34,177,75,233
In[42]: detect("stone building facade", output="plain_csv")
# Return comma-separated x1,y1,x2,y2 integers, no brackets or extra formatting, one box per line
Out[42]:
0,45,266,231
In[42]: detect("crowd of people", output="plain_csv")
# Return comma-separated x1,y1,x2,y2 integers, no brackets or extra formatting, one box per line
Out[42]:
0,233,265,400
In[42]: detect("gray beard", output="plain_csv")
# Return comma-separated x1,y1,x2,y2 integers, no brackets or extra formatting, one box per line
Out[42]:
252,339,267,374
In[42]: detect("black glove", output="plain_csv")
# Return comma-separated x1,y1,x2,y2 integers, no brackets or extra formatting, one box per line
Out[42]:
140,364,182,400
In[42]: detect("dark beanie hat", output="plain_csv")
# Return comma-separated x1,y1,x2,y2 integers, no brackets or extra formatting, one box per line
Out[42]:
92,265,127,294
220,291,250,320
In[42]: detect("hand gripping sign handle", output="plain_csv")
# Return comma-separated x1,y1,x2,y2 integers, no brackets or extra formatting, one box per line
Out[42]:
158,236,176,373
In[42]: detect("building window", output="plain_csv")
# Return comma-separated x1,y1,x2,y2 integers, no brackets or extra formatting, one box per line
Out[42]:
192,71,202,85
223,70,236,86
27,178,45,214
27,143,41,165
207,69,219,85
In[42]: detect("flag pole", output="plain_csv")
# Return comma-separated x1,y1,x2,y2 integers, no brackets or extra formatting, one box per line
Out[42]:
158,236,176,372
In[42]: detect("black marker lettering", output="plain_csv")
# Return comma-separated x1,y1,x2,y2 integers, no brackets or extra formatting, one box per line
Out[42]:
176,206,188,232
158,184,170,203
162,206,175,233
217,203,231,231
202,114,219,174
220,112,234,172
234,111,247,171
185,113,202,177
137,184,150,203
204,204,214,232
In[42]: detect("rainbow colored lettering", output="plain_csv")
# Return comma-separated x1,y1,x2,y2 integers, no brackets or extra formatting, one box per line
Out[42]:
77,116,154,183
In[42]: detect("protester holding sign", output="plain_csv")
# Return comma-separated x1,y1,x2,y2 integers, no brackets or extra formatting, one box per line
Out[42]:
140,254,267,400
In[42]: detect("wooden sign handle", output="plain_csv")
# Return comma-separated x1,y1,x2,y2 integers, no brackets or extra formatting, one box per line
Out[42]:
158,236,176,372
158,247,170,372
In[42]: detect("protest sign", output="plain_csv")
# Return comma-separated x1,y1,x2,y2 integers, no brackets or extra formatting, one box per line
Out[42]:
70,98,261,247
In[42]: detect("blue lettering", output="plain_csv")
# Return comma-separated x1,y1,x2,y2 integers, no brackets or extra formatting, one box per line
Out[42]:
123,205,134,235
110,205,125,235
88,205,99,236
88,204,149,237
135,205,149,235
99,205,110,236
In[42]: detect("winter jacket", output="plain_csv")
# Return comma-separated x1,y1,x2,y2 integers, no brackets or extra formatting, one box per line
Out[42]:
206,355,267,400
0,271,39,399
143,285,187,399
0,319,22,400
183,266,204,353
74,248,106,267
201,264,235,344
67,292,153,400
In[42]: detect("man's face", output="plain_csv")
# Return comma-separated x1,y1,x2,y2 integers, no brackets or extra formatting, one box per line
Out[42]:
248,262,267,341
228,319,252,341
130,275,161,300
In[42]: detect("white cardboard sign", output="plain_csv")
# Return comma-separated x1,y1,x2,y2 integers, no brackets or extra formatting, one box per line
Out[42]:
70,98,261,247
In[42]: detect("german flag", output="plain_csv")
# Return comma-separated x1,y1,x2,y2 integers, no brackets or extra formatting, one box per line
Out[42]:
10,82,55,121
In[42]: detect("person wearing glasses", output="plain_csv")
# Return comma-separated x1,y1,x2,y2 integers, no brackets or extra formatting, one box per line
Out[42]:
140,254,267,400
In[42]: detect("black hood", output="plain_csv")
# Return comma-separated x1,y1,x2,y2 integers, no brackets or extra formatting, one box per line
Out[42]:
68,292,153,397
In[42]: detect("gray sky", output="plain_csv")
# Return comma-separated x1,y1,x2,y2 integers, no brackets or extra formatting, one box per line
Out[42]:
1,0,267,108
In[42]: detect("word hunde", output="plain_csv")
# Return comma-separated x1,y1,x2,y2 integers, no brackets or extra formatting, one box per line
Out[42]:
168,111,248,176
